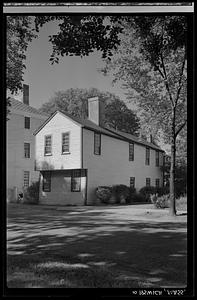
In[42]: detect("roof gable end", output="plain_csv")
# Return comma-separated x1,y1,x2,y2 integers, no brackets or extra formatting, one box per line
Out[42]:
33,110,82,135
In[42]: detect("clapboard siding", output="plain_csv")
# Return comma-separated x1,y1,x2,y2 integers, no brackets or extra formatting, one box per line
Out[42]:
35,113,82,170
7,109,47,198
83,128,163,204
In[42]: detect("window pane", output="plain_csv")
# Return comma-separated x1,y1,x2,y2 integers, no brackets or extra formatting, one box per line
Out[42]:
72,178,80,191
44,135,52,155
146,147,150,165
43,172,51,192
156,151,159,166
24,171,30,188
71,170,81,191
156,179,160,187
24,117,30,129
94,133,101,155
62,132,70,153
24,143,30,158
146,178,151,187
129,143,134,161
130,177,135,188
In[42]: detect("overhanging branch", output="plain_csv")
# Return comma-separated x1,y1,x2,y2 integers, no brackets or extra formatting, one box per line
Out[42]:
160,52,175,107
174,51,186,107
175,120,187,138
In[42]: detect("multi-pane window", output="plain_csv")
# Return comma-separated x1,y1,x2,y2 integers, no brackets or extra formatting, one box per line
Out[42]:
24,143,30,158
129,143,134,161
43,171,51,192
23,171,30,188
62,132,70,154
94,132,101,155
71,170,81,192
155,178,160,188
130,177,135,189
155,150,159,166
24,116,30,129
44,135,52,155
145,147,150,165
146,178,151,187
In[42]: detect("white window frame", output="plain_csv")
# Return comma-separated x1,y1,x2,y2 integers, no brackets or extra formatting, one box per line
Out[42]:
44,135,52,156
62,132,70,154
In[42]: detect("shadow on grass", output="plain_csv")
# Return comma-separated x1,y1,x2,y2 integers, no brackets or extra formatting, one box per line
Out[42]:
7,204,187,288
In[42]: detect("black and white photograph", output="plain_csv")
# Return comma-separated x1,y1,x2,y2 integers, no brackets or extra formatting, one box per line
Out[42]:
3,1,194,297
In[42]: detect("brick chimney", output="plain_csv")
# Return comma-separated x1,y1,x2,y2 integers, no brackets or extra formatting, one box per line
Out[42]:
88,97,105,127
23,84,29,105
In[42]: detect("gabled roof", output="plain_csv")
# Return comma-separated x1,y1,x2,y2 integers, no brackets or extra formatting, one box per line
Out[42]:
33,110,124,140
33,110,164,152
105,127,163,151
9,98,49,118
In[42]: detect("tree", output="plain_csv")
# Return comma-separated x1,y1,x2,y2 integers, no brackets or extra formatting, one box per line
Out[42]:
6,16,37,94
6,15,123,111
34,16,123,63
39,88,140,136
6,16,37,116
101,16,187,215
161,157,187,198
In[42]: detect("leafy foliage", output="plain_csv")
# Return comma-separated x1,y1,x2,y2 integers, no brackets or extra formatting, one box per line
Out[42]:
161,158,187,197
6,16,37,94
151,194,170,209
24,181,39,204
101,16,188,215
102,17,187,143
139,186,157,202
95,186,112,204
131,192,147,203
6,15,122,113
112,184,130,204
34,15,123,62
39,88,140,135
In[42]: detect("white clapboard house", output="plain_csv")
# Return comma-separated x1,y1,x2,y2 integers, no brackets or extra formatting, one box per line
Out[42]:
34,97,165,206
7,85,49,202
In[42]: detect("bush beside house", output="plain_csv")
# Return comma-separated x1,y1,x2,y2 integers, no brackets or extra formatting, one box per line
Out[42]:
95,184,173,206
95,186,113,204
112,185,130,204
23,181,39,204
96,185,147,204
150,194,170,209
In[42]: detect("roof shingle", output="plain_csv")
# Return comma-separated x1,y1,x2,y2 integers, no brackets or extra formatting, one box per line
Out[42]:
34,110,164,152
9,98,49,117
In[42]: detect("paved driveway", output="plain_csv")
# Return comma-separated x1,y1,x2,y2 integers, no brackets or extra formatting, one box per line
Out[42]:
7,203,187,288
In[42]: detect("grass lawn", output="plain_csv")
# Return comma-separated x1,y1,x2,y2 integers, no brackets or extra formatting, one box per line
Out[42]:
7,203,187,288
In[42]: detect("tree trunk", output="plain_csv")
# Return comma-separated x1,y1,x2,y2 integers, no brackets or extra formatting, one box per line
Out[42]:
169,109,176,216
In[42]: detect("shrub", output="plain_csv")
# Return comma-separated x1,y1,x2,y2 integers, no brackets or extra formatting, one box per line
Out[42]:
95,186,112,204
176,195,187,211
112,184,130,204
125,187,136,204
24,181,39,204
175,180,187,198
151,194,170,209
132,192,147,203
129,187,136,196
139,186,157,202
155,186,169,196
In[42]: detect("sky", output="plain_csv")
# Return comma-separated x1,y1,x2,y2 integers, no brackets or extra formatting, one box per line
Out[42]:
14,19,130,110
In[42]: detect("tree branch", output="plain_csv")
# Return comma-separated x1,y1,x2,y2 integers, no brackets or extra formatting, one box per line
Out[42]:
160,52,175,107
174,50,186,107
175,120,187,138
154,63,165,79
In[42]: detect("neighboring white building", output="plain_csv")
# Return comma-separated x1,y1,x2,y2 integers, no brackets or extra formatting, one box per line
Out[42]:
34,97,165,206
7,85,49,202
